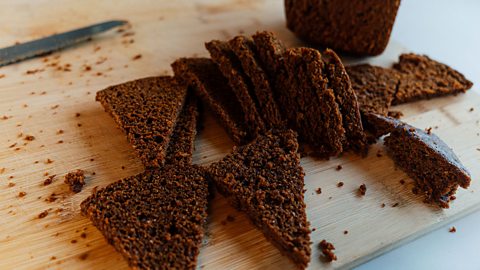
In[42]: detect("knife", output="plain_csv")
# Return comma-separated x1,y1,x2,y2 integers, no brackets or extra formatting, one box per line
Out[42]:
0,20,127,67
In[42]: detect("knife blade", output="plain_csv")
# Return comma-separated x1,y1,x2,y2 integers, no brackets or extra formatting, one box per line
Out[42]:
0,20,127,67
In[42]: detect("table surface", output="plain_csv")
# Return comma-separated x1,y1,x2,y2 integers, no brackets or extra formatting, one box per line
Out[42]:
356,0,480,269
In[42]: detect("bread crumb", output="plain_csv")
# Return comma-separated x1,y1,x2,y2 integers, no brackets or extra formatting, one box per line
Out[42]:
335,165,342,171
24,135,35,141
469,108,474,112
45,159,54,164
343,230,348,235
337,182,344,188
43,175,56,186
381,203,386,208
132,54,142,60
425,127,432,135
449,226,456,233
38,210,48,219
315,188,322,194
392,203,399,208
64,170,86,193
18,191,27,198
358,184,366,196
399,179,405,185
319,240,337,262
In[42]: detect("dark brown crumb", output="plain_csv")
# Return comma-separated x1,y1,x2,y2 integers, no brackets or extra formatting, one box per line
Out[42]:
34,161,39,164
45,159,54,164
9,175,14,179
132,54,142,60
358,184,367,196
343,230,348,235
315,188,322,194
83,65,92,71
18,191,27,198
399,179,405,185
38,210,48,219
64,170,86,193
469,108,474,112
50,256,56,260
392,203,399,207
75,113,81,117
45,193,58,203
71,240,77,244
381,203,386,208
337,182,344,188
451,195,457,201
121,166,125,170
80,232,87,238
57,140,63,144
319,240,337,262
43,175,56,186
56,129,64,135
425,127,432,135
9,143,17,148
336,165,343,171
77,123,82,127
1,115,10,120
24,135,35,141
51,104,59,110
25,68,44,75
449,226,456,233
79,253,89,260
90,158,94,161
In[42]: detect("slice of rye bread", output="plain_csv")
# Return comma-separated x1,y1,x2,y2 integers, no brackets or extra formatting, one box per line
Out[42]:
80,165,209,269
96,76,186,168
171,58,249,144
347,53,473,114
278,47,345,157
251,31,287,83
392,53,473,104
165,92,199,165
323,49,368,154
205,40,266,137
229,35,285,129
207,129,311,269
346,64,401,116
364,113,471,208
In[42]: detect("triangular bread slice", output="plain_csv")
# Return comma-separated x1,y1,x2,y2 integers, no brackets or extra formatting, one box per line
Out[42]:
172,58,250,144
96,76,186,168
207,129,311,268
81,165,209,269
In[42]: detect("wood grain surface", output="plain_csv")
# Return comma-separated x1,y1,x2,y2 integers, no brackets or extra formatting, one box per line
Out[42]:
0,1,479,269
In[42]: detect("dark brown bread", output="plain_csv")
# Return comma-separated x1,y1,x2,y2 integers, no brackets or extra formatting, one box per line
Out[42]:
207,129,311,269
205,40,266,137
347,64,400,116
171,58,249,144
229,35,284,129
81,165,209,269
252,31,289,122
285,0,401,55
323,49,368,154
278,47,345,157
392,53,473,104
64,169,85,193
165,92,199,165
348,54,473,115
96,76,186,168
251,31,287,81
365,113,471,208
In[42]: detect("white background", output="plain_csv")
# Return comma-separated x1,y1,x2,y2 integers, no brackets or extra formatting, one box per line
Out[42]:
356,1,480,269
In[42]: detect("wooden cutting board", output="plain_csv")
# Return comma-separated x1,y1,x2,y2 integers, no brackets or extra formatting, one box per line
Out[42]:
1,1,479,269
